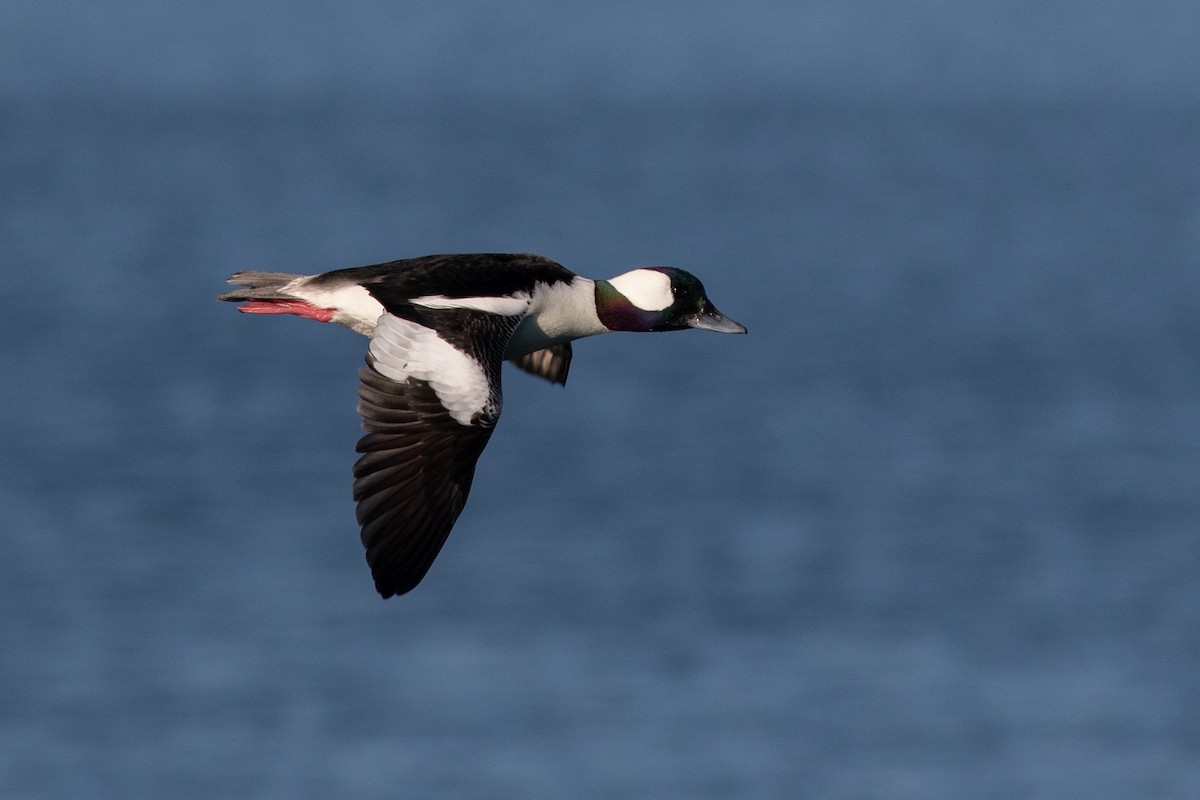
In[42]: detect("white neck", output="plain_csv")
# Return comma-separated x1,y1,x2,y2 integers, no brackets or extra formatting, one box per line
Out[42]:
504,277,607,358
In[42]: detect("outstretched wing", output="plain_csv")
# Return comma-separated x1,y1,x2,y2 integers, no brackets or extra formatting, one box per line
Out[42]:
352,312,514,598
353,362,496,597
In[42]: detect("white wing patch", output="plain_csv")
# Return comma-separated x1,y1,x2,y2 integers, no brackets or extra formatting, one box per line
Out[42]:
410,292,531,316
368,314,494,426
608,269,673,311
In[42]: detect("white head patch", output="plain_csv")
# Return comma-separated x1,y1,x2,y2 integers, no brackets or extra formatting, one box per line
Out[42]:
608,269,674,311
368,314,494,426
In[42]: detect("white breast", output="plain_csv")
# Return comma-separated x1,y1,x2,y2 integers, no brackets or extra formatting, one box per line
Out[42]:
505,277,607,358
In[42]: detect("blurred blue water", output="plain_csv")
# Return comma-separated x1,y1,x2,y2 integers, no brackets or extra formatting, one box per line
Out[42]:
3,2,1200,798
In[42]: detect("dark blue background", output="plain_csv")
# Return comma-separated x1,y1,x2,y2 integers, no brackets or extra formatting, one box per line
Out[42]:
3,2,1199,797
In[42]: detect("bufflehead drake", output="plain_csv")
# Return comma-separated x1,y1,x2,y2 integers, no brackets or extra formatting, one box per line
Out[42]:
220,253,746,598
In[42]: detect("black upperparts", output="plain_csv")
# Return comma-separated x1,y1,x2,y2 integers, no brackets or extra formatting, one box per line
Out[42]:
311,253,578,313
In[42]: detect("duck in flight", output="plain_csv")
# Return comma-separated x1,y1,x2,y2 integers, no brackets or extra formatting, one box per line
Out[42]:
220,253,746,598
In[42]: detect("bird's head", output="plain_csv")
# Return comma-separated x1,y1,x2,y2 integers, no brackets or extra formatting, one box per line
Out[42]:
595,267,747,334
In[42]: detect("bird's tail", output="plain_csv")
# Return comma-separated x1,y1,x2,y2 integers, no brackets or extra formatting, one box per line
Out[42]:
218,271,304,303
218,271,337,322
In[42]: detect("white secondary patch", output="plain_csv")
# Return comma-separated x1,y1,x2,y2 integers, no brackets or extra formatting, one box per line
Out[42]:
294,280,386,336
608,269,674,311
411,293,531,316
368,314,493,426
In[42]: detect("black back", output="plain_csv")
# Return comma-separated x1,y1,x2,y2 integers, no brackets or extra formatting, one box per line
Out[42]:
313,253,577,309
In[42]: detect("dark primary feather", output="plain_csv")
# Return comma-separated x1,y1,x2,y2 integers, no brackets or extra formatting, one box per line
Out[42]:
351,291,531,597
353,357,497,598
